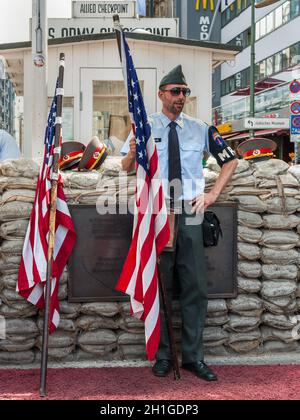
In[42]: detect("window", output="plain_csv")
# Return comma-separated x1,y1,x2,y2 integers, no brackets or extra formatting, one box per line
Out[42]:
266,12,274,33
282,1,290,23
274,52,282,73
255,22,260,40
260,18,267,37
266,57,274,77
259,61,266,80
282,48,291,69
275,6,283,28
291,0,300,18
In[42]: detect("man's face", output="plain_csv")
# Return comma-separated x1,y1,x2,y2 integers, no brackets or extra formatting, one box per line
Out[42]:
158,84,188,115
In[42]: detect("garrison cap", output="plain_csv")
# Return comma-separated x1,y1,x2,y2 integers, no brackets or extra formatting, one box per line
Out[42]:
159,65,187,89
59,141,86,171
237,137,277,162
78,136,108,171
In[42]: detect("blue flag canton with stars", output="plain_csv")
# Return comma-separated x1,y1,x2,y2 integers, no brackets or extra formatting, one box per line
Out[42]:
45,84,58,157
123,34,152,174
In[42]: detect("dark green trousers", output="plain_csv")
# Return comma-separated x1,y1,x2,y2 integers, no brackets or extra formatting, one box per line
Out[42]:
156,211,208,363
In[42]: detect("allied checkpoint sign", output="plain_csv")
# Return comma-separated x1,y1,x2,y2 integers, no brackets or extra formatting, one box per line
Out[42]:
68,203,238,302
73,1,136,18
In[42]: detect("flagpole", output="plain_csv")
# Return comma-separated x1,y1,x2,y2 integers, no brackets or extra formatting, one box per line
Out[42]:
40,53,65,398
113,15,180,380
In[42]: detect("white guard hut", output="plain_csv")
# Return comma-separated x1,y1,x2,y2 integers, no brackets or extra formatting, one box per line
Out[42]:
0,33,239,158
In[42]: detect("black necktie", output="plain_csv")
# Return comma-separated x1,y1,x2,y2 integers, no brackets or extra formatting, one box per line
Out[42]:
168,121,182,205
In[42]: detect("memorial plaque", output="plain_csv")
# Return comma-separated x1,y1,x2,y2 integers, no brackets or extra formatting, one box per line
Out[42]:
68,203,237,302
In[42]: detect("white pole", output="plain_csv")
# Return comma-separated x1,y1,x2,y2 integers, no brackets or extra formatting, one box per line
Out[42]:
208,0,222,41
26,0,48,160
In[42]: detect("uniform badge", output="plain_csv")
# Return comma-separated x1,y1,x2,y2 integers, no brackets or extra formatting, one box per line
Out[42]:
154,138,162,143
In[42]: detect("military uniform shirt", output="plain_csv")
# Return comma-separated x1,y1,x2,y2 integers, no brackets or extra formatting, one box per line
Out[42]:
121,112,236,201
0,130,21,162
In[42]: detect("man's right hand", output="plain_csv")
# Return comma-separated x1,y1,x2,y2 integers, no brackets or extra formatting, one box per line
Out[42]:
121,137,137,173
129,137,136,159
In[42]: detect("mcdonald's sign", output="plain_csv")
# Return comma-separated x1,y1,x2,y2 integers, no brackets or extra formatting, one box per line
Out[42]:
195,0,215,11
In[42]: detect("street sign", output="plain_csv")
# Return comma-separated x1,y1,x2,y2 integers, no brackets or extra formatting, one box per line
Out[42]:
244,118,290,129
290,80,300,94
291,100,300,115
291,115,300,135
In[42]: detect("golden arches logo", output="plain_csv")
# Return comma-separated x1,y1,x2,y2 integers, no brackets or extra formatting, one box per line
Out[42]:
195,0,215,11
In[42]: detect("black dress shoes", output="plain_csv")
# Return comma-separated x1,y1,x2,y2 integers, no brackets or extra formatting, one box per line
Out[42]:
182,361,218,382
152,359,172,377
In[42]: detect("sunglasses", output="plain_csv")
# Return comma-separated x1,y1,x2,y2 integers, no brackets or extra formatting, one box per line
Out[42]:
161,87,191,97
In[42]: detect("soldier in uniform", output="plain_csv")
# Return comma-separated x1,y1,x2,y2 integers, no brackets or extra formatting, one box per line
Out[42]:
121,65,238,382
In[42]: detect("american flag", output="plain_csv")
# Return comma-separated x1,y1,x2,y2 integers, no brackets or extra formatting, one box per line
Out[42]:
115,27,170,360
17,82,76,334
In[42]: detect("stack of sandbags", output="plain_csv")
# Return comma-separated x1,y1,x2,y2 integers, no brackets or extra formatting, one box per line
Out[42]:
0,160,39,364
61,156,136,205
34,269,78,362
117,302,147,360
204,300,229,356
75,302,119,360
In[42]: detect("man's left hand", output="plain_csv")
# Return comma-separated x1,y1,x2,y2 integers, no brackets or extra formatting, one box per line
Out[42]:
190,191,218,214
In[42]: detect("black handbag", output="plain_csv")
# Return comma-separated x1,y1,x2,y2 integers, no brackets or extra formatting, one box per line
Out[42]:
202,211,223,247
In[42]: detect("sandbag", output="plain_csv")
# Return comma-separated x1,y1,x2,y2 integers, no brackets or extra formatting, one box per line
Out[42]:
263,214,300,230
262,265,298,280
207,299,228,316
78,343,117,356
231,196,267,213
288,165,300,182
262,314,295,330
238,277,262,294
0,338,36,352
0,255,21,273
61,172,101,190
263,341,299,353
80,303,119,317
237,243,261,260
59,301,81,319
238,261,262,278
264,297,297,315
265,197,299,215
36,331,75,349
0,202,32,222
35,347,74,361
252,159,289,179
203,327,229,346
0,176,36,192
119,345,147,360
261,280,297,299
0,273,18,289
76,315,118,331
0,239,24,256
238,226,262,243
1,189,35,205
261,248,299,264
117,316,144,333
227,330,261,353
224,314,261,333
231,175,255,187
0,302,37,318
0,288,25,304
118,332,146,345
0,220,29,239
259,231,299,249
238,211,263,228
0,350,35,364
228,295,263,316
261,326,296,344
205,315,229,326
78,329,117,346
0,159,39,179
